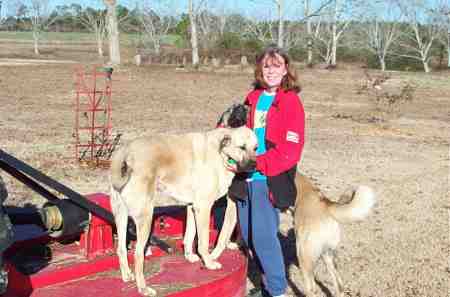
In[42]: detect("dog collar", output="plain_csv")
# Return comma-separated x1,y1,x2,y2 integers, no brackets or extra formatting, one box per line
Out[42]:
225,158,238,173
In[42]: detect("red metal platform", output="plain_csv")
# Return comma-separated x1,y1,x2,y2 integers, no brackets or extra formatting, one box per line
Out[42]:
4,194,247,297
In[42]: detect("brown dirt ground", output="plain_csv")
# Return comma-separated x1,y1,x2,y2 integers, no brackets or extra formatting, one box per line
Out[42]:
0,41,449,297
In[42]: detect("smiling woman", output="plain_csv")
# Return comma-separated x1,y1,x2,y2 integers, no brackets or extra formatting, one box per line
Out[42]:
261,55,287,92
227,45,305,297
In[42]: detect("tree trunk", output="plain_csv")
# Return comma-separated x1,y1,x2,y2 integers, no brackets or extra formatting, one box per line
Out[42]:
104,0,120,65
277,0,283,48
423,60,430,73
380,57,386,72
330,33,337,67
448,29,450,68
188,0,199,66
154,39,161,55
33,31,40,55
97,37,104,57
330,0,338,68
305,0,313,66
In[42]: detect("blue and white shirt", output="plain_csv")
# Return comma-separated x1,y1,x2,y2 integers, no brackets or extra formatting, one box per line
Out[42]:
250,91,275,180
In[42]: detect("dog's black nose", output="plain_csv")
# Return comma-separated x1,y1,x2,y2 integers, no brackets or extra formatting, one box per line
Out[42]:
237,159,256,173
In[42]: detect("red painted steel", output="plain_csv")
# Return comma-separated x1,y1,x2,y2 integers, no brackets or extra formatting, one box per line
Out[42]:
74,66,113,168
4,193,247,297
79,193,115,259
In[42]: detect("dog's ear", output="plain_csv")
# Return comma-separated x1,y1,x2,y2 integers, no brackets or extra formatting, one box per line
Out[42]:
228,104,248,128
219,134,232,151
216,104,235,128
217,102,248,128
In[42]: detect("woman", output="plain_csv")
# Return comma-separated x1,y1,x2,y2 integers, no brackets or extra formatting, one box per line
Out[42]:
235,46,305,297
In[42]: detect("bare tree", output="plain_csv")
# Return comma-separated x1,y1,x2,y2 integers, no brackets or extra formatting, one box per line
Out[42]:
0,1,4,26
243,1,277,46
304,0,313,64
303,0,333,66
139,1,177,55
309,0,359,67
360,0,402,71
216,3,228,36
0,0,15,27
247,0,286,48
329,0,355,67
103,0,121,65
188,0,205,66
396,0,443,73
274,0,284,48
197,5,215,49
196,1,233,51
313,15,333,64
446,11,450,68
79,8,107,57
435,2,450,68
19,0,58,55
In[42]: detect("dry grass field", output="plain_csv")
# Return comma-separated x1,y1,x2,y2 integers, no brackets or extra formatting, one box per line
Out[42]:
0,40,449,297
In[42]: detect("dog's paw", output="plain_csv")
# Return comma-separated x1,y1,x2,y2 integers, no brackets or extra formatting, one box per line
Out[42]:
121,269,135,282
210,247,223,260
204,260,222,270
145,247,152,257
138,286,156,296
227,241,239,250
184,252,201,263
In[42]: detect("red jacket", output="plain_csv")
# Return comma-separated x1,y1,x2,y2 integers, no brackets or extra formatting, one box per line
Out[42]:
245,89,305,177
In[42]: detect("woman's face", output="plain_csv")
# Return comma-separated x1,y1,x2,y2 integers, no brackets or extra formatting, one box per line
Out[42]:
262,53,287,92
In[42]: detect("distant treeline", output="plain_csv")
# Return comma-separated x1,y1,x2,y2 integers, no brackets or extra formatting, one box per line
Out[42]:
0,3,448,71
1,4,141,32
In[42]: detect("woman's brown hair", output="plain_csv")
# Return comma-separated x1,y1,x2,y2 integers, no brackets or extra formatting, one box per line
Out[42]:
253,45,301,93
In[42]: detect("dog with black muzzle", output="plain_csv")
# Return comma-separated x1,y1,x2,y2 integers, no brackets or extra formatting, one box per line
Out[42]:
212,103,376,297
110,126,257,296
216,103,249,128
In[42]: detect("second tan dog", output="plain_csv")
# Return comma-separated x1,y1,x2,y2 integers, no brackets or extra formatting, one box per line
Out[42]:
210,174,375,297
109,126,257,296
294,175,375,297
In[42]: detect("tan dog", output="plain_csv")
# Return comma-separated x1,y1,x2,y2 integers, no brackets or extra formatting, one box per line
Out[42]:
109,126,257,296
294,175,375,297
210,174,375,297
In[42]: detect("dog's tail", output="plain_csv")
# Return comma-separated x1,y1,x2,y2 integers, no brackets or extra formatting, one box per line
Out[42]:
328,185,375,223
110,145,133,193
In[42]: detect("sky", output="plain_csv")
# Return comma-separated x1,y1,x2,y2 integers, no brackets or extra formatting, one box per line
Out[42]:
1,0,306,20
3,0,448,20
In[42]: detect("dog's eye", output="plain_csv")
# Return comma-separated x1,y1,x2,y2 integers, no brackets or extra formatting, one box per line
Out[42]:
239,145,246,151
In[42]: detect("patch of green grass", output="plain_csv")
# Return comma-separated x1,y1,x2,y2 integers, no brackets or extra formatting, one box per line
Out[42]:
0,31,180,46
0,31,95,42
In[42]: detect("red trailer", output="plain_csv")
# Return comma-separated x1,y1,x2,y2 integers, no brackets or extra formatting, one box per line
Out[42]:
0,150,247,297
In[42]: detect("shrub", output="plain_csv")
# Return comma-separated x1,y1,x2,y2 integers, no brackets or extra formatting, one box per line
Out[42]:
216,32,242,50
241,38,264,58
288,47,307,62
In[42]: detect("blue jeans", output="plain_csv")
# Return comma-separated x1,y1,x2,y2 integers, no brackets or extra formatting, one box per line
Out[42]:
236,179,287,296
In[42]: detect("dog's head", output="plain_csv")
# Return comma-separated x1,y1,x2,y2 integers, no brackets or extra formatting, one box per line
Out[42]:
219,126,257,173
216,103,248,128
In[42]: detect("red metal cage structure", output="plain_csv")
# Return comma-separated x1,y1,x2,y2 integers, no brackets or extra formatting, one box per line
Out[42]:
74,65,114,168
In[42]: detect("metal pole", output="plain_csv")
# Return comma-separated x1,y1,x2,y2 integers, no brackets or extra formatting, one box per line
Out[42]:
90,66,97,162
75,68,81,161
0,149,115,224
448,26,450,68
